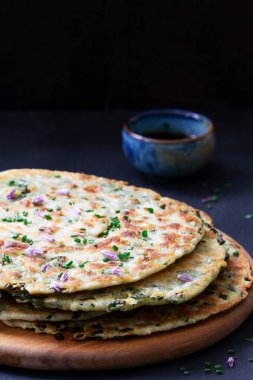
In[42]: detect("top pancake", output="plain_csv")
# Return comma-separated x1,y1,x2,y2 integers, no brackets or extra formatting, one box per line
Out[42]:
0,169,204,294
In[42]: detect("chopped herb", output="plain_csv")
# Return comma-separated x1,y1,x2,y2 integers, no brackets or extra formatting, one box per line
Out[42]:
74,238,81,243
123,215,129,220
51,196,56,201
115,210,120,213
54,174,61,178
183,371,190,375
102,230,109,237
204,362,211,367
8,180,15,186
94,214,102,218
79,261,88,268
118,252,130,261
215,369,223,375
80,228,86,231
203,368,211,373
146,208,154,213
12,233,20,239
70,234,78,237
23,219,28,225
142,230,148,238
112,245,118,251
22,211,28,216
22,235,27,242
2,217,13,222
82,238,87,244
214,364,222,370
62,261,74,269
219,294,228,300
16,217,24,222
2,254,11,263
55,205,61,211
5,207,9,211
233,251,239,257
44,214,52,220
86,209,93,212
103,257,109,262
119,262,123,267
47,208,53,212
109,216,121,229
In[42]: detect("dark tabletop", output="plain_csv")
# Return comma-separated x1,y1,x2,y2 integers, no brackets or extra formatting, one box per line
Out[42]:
0,108,252,379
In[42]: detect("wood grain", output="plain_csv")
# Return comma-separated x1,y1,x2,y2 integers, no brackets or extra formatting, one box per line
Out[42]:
0,233,252,371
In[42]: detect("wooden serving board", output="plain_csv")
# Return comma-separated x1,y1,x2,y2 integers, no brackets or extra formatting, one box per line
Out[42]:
0,233,252,371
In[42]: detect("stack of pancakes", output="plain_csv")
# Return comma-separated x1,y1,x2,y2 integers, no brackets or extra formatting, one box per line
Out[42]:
0,169,251,340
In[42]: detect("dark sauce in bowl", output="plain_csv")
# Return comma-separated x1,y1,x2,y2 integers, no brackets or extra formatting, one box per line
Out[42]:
141,131,190,140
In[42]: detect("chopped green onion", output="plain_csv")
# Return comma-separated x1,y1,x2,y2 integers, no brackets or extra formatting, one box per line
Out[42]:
8,180,15,186
74,238,81,243
203,368,211,373
147,208,154,213
118,252,130,261
142,230,148,238
82,238,87,244
103,257,109,262
22,211,28,216
44,214,52,220
115,210,120,213
112,245,118,251
62,261,74,269
47,208,53,212
123,215,129,220
233,251,239,257
22,235,27,242
55,205,61,211
12,233,20,239
2,254,11,263
79,261,88,268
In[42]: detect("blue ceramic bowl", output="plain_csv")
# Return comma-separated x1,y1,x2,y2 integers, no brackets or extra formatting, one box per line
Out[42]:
122,109,215,178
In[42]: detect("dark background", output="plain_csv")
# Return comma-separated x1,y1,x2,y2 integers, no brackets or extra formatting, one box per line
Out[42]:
1,0,253,110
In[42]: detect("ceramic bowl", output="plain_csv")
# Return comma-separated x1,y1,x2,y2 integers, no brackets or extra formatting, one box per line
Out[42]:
122,109,215,177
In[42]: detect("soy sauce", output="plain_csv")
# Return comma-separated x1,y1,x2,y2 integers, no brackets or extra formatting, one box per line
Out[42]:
142,131,189,140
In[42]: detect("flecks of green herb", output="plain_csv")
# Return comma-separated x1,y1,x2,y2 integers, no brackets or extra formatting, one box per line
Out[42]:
204,362,211,367
55,205,61,211
79,261,88,268
82,238,87,244
80,228,86,231
203,368,211,373
119,262,123,267
214,364,222,370
245,214,252,219
21,235,27,242
146,207,154,213
215,369,223,375
86,209,93,212
8,180,16,186
74,238,81,243
115,210,120,214
62,261,74,269
118,252,130,261
142,230,148,238
5,207,9,211
47,208,53,212
2,254,11,263
101,269,105,274
110,216,120,229
183,371,190,375
12,233,20,239
51,196,56,201
219,294,228,300
123,215,129,220
44,214,52,220
94,214,102,218
233,251,239,257
112,245,118,251
54,174,61,178
102,230,109,237
2,217,13,222
22,211,28,216
103,257,109,262
23,219,28,225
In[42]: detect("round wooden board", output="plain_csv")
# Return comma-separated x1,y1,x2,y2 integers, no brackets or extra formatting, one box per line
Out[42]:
0,233,252,371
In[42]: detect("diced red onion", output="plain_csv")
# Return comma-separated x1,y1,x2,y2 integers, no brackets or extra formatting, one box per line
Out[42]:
226,356,235,368
43,233,55,242
177,274,192,282
50,271,68,292
37,210,46,218
112,267,121,276
41,263,51,272
72,205,81,215
57,189,70,195
61,272,68,282
102,250,117,261
25,247,44,256
7,189,18,200
33,196,44,206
